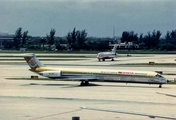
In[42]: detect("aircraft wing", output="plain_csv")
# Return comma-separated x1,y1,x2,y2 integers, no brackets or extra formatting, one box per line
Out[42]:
80,107,176,120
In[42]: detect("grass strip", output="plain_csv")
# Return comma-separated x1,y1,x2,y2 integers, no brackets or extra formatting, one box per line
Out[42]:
114,63,176,66
0,59,87,61
0,50,176,54
0,55,92,58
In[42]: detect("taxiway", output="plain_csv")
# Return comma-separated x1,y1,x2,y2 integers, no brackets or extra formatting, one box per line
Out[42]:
0,53,176,120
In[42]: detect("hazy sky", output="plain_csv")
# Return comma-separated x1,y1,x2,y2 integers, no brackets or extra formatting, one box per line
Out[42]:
0,0,176,37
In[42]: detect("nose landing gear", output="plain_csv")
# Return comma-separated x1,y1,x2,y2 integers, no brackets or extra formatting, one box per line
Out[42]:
159,84,162,88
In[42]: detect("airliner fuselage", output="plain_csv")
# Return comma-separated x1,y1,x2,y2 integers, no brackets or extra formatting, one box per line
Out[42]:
97,52,116,61
24,54,168,88
35,67,167,87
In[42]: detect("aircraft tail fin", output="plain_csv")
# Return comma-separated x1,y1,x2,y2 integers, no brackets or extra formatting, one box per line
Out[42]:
111,44,117,53
24,53,45,71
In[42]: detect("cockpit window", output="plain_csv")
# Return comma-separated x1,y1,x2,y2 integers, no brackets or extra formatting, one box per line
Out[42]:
98,53,103,56
156,74,163,78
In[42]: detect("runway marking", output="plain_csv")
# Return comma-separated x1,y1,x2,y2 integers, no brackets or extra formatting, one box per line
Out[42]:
1,95,176,105
28,108,82,120
156,92,176,98
81,107,176,120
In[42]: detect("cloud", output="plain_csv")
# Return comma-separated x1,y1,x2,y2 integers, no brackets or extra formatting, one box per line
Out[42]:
0,0,175,37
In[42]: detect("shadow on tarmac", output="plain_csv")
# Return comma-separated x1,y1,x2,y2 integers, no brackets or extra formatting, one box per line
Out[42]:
157,92,176,98
20,82,164,89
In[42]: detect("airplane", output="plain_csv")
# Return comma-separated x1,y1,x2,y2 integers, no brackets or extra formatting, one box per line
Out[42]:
97,44,118,61
24,53,167,88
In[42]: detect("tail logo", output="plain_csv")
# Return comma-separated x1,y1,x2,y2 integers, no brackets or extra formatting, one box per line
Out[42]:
28,59,37,68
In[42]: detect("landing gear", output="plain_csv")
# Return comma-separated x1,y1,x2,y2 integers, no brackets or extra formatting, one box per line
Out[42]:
111,58,114,61
159,84,162,88
98,58,105,61
80,81,89,86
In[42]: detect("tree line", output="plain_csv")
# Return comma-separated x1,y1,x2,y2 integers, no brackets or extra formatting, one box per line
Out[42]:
3,27,176,51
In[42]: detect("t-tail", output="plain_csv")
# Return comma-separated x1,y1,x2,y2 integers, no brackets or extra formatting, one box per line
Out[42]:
111,44,118,54
24,53,45,72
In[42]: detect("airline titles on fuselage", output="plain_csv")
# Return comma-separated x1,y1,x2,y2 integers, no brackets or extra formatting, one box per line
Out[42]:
118,71,134,75
101,71,148,76
101,71,118,74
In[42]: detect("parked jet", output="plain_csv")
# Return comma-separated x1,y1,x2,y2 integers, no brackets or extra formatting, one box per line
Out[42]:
97,44,118,61
24,54,167,88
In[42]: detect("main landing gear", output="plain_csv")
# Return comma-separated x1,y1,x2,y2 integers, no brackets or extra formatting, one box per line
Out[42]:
98,58,105,62
159,84,162,88
98,58,114,62
80,81,89,86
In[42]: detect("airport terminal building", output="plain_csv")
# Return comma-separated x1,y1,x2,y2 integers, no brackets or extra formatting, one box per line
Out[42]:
0,33,14,49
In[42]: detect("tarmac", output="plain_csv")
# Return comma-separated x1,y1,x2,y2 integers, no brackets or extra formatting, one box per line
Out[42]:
0,53,176,120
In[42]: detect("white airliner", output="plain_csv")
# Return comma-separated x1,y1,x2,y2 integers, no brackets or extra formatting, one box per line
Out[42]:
97,44,118,61
24,54,167,88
